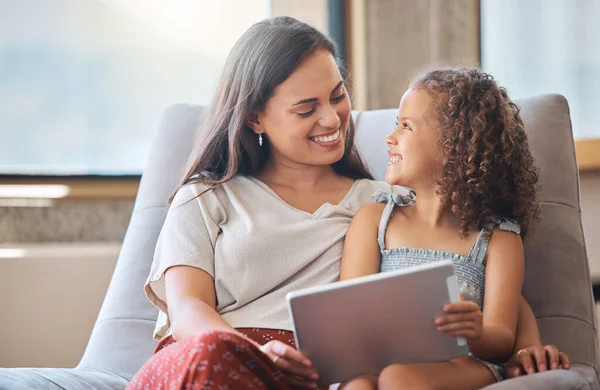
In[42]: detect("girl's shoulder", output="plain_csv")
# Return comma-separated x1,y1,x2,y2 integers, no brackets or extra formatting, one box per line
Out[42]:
350,180,414,222
491,216,521,235
354,180,415,202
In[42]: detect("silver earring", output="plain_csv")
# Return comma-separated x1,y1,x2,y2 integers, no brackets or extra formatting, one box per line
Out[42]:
259,134,263,146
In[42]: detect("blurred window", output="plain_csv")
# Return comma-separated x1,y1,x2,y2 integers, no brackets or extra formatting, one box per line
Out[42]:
0,0,270,175
481,0,600,139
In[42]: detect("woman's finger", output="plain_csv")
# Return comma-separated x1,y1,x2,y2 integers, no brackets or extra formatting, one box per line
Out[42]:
262,341,312,367
531,346,548,372
517,350,536,375
505,365,524,378
286,374,318,389
543,344,559,370
274,357,318,380
559,351,571,369
275,341,313,367
260,341,318,381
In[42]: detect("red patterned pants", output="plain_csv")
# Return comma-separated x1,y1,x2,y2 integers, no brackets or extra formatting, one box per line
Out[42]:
127,328,326,390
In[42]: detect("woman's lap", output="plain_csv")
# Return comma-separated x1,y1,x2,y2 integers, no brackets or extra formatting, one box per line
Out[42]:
127,328,319,390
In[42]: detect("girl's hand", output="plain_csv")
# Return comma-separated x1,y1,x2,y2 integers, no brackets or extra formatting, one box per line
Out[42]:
434,301,483,343
505,345,570,377
260,340,319,388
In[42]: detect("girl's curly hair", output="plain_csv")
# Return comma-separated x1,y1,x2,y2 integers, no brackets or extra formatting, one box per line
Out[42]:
410,68,541,238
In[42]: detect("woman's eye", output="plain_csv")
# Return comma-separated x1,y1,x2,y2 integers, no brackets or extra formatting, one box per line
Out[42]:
298,93,346,117
331,93,346,103
298,107,316,118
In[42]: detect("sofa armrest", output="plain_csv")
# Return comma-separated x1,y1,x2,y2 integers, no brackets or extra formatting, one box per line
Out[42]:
0,367,128,390
483,366,594,390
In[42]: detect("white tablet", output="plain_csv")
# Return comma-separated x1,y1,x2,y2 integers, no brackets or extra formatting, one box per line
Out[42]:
286,260,468,387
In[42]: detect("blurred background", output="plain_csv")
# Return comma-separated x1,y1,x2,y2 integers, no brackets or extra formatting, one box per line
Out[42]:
1,0,599,369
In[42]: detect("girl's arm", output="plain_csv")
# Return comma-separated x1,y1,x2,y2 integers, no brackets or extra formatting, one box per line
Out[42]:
340,204,385,280
467,230,525,362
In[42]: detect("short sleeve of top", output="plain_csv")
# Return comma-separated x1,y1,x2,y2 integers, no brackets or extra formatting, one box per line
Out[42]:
145,183,225,340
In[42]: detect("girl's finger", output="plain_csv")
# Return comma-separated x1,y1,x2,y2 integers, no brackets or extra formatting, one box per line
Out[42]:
434,312,479,326
436,321,477,332
443,301,479,313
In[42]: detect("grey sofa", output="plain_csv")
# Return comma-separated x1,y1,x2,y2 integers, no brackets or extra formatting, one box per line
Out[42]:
1,95,598,389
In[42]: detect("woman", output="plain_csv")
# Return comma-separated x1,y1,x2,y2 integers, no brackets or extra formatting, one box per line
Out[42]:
128,17,569,390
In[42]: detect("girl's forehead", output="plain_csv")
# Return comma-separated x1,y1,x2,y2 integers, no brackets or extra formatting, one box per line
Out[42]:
398,88,434,121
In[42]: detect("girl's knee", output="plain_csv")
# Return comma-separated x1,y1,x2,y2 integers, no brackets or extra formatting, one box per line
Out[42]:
339,375,377,390
378,364,433,390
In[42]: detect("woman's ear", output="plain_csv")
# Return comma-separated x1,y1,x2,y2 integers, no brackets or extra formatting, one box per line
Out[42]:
246,111,262,135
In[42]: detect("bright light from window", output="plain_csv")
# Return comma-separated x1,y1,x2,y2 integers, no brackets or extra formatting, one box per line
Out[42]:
0,185,70,198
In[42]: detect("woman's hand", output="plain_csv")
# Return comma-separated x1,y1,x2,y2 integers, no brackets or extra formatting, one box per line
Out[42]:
505,344,570,378
260,340,319,388
435,301,483,343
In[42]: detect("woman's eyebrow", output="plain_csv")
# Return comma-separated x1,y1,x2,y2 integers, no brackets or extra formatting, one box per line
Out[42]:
292,81,344,106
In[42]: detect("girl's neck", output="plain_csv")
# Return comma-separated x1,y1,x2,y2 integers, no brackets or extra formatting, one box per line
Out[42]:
408,185,458,228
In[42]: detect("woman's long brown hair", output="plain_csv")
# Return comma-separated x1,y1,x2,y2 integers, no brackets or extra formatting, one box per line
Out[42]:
173,17,372,201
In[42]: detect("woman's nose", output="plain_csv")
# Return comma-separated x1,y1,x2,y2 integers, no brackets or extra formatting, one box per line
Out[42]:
319,105,341,129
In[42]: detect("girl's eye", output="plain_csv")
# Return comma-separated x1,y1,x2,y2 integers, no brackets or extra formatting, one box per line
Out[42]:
395,118,412,130
298,107,316,118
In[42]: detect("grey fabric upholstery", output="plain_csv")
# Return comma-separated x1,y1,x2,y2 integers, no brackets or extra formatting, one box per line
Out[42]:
1,95,597,389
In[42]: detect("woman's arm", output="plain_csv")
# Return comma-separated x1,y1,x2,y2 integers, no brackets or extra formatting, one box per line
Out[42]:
340,204,385,280
165,265,234,341
467,230,525,361
503,297,571,377
514,296,541,348
165,265,319,387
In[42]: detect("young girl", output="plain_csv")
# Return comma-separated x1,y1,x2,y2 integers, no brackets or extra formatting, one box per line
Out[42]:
339,68,541,389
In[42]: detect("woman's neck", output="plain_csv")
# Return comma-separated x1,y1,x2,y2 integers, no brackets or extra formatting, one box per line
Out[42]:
257,159,339,190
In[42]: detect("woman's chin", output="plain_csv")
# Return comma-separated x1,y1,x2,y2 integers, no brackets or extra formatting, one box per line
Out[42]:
321,141,346,163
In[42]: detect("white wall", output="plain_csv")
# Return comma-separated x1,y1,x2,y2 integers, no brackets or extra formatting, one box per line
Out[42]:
581,172,600,283
0,243,119,368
